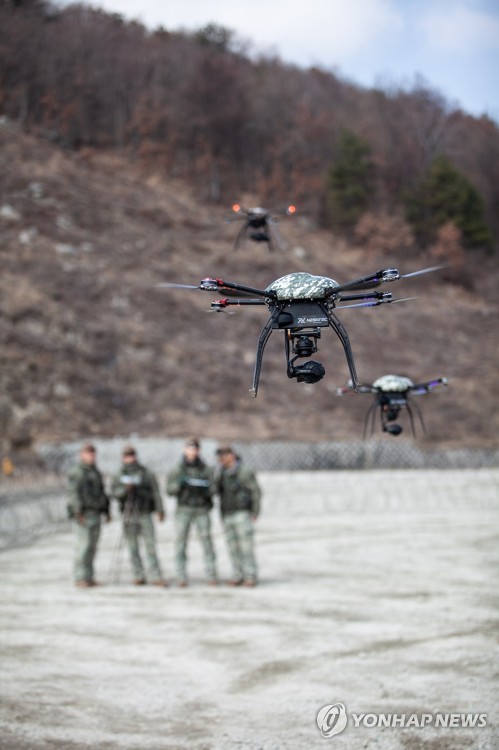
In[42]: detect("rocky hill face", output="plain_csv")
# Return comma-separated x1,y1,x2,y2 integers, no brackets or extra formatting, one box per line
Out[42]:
1,121,498,457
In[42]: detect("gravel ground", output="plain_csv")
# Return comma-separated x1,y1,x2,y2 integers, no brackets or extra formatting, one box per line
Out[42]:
0,469,498,750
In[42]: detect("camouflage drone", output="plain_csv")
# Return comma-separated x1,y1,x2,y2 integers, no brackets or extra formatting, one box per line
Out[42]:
226,204,296,251
157,265,442,397
337,374,449,436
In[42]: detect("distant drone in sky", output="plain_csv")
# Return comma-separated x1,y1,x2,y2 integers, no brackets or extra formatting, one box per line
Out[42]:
337,374,449,436
226,203,296,251
157,265,443,397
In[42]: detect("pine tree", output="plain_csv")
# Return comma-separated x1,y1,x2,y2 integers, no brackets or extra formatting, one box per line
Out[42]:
406,155,493,251
325,129,375,235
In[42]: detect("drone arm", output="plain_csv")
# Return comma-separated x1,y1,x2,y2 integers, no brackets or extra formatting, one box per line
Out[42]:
334,293,422,310
221,280,275,298
336,292,394,309
340,291,392,302
201,278,275,299
332,268,400,295
211,298,266,311
357,384,376,393
410,377,448,394
336,382,372,395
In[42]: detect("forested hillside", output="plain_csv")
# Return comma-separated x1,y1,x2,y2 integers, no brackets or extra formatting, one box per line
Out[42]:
1,0,498,251
0,0,498,461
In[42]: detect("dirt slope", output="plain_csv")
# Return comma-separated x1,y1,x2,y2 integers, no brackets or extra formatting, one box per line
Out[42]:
1,121,498,453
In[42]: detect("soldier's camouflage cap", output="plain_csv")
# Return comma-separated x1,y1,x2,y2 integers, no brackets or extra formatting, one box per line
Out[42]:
216,444,234,455
122,444,137,456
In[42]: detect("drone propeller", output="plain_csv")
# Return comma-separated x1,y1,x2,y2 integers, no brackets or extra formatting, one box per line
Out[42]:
207,306,236,314
400,264,446,279
387,296,418,304
154,282,200,290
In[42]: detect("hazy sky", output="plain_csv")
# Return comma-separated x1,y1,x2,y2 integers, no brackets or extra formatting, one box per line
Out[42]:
57,0,499,121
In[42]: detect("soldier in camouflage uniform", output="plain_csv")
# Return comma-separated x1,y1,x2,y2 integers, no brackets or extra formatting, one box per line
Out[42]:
67,443,110,588
215,445,261,587
111,445,167,586
166,438,217,586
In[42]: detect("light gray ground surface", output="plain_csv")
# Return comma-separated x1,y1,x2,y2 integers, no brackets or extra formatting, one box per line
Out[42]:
1,469,498,750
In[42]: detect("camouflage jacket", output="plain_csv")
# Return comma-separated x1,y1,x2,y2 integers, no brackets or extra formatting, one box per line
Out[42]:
166,458,214,509
111,462,164,515
67,462,109,517
216,461,261,517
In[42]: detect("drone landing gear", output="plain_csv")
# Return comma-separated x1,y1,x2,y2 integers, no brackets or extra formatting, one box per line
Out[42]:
324,305,360,389
249,299,362,397
250,306,281,397
406,401,426,437
363,402,378,439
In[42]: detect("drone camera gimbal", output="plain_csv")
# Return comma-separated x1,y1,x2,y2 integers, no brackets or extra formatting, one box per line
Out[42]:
286,328,326,384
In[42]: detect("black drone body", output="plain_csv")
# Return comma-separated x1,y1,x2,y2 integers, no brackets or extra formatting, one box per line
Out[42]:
158,266,441,397
337,374,449,436
227,204,296,251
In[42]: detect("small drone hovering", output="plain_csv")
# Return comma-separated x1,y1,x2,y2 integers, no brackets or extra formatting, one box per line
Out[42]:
337,374,449,436
157,265,442,397
227,204,296,251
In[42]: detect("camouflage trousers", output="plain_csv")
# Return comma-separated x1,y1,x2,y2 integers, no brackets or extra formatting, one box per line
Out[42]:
175,507,217,583
222,510,257,583
74,513,102,583
124,512,163,582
